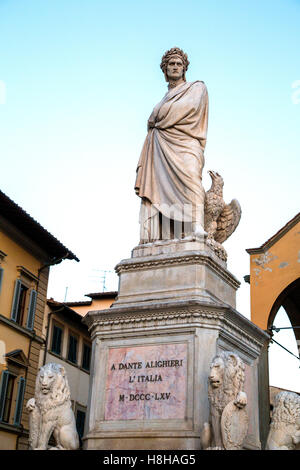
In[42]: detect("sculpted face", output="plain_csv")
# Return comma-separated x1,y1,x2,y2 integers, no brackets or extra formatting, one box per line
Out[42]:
39,367,56,394
209,356,224,388
166,55,184,82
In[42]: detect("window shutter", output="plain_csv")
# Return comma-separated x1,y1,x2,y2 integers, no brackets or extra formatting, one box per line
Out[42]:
10,279,22,322
13,377,26,426
0,267,3,294
26,289,37,330
0,371,9,421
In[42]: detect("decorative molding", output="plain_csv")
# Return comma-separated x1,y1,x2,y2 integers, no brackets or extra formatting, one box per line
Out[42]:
5,349,29,368
115,251,241,290
84,303,269,354
17,265,39,283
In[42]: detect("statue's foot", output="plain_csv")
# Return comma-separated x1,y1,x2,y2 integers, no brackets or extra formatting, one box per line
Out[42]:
192,223,206,238
183,224,206,241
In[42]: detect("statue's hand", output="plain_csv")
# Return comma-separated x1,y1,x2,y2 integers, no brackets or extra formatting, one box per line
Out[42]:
26,398,36,412
234,391,247,409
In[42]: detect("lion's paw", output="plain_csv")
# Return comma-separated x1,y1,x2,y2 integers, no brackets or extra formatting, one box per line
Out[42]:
235,391,247,409
26,398,36,412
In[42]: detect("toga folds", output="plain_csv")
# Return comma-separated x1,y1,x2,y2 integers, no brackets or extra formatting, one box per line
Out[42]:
135,80,209,223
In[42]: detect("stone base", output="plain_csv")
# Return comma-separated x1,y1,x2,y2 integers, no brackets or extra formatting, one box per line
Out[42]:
113,238,240,310
83,239,269,451
84,435,199,450
83,303,269,450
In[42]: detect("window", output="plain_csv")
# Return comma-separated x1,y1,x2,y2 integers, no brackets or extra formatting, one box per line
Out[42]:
0,373,15,423
10,279,37,329
12,282,28,325
0,357,27,426
0,251,6,295
67,333,78,364
51,324,63,356
13,377,26,425
26,289,37,330
81,343,91,372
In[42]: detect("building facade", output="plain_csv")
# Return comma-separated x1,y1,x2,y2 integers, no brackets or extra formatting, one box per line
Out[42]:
0,190,78,449
41,299,92,445
40,292,117,445
246,213,300,352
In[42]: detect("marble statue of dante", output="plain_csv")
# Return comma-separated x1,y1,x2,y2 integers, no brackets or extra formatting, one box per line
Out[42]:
135,47,208,243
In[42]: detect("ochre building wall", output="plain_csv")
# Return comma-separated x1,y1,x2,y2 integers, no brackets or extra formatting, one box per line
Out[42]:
249,220,300,330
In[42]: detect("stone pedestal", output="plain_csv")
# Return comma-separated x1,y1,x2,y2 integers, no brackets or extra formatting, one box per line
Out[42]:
83,238,270,450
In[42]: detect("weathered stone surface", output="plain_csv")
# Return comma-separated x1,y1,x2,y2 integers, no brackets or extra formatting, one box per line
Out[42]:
201,351,249,450
135,47,208,243
204,171,241,262
104,343,187,421
114,239,240,310
266,391,300,450
26,363,79,450
82,46,265,448
221,400,249,450
83,289,268,450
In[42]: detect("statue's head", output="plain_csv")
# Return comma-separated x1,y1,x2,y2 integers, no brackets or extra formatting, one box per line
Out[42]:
160,47,189,83
208,351,245,391
209,355,225,389
37,363,68,397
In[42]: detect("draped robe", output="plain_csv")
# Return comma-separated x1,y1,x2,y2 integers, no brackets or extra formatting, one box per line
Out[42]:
135,81,208,228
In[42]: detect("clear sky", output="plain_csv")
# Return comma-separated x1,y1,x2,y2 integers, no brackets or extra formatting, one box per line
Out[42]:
0,0,299,390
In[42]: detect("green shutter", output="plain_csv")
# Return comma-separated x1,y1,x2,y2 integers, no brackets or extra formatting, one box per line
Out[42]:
10,279,22,322
0,267,3,294
26,289,37,330
13,377,26,425
0,371,9,421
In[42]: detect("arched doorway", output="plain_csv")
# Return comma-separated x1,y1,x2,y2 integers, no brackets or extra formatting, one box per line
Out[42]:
268,278,300,357
268,306,299,391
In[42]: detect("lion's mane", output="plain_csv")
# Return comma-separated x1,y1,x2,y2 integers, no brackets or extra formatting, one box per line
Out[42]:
35,363,71,414
270,391,300,430
208,351,245,414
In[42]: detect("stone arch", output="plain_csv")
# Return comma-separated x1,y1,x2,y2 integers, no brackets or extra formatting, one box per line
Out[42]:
268,278,300,355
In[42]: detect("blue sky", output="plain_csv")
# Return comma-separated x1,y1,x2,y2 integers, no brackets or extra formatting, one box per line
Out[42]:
0,0,299,390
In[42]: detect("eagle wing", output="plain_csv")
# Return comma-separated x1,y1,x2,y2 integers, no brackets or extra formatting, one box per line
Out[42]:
214,199,241,244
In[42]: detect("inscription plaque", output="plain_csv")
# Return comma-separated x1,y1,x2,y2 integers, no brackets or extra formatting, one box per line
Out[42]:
104,343,187,421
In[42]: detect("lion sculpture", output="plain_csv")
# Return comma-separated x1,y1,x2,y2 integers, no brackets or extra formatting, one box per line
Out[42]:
201,351,248,450
266,391,300,450
26,363,79,450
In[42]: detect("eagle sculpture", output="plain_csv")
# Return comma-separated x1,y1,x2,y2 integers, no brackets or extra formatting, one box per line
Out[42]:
204,170,241,261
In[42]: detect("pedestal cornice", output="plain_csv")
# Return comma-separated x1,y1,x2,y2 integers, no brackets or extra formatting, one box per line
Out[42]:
83,300,270,357
115,250,241,290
